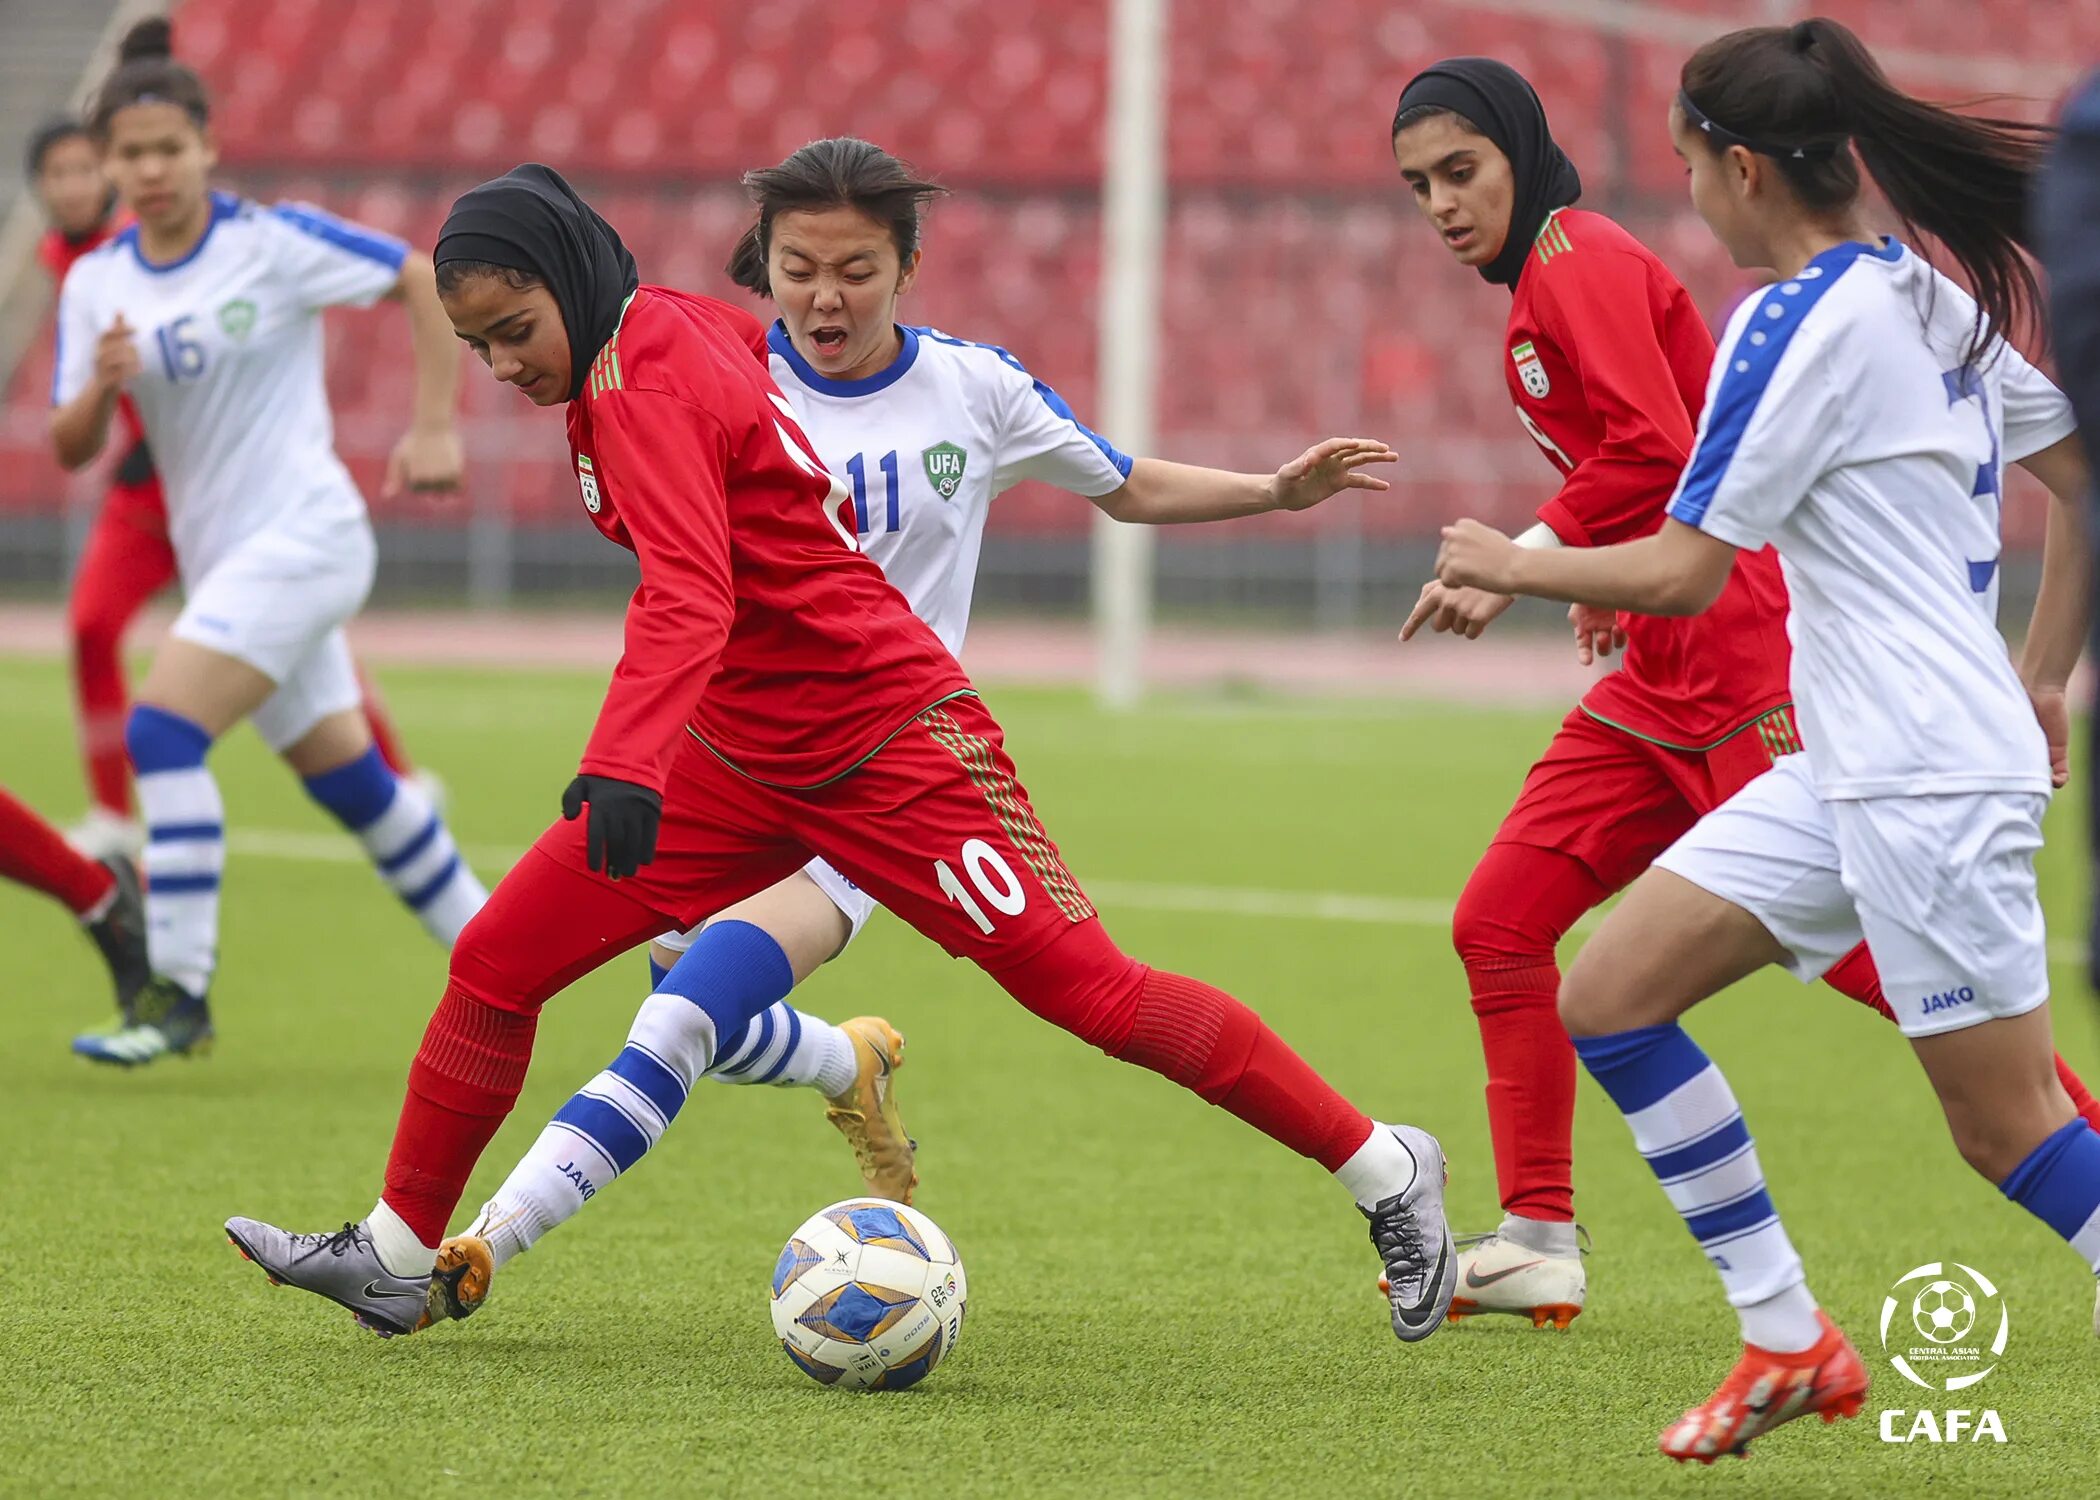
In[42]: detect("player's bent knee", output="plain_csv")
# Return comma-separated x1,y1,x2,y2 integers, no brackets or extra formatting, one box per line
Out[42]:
986,919,1146,1055
1556,953,1616,1038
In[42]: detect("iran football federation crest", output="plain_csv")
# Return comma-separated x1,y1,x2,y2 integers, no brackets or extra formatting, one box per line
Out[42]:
576,453,602,513
1512,341,1550,399
922,441,968,501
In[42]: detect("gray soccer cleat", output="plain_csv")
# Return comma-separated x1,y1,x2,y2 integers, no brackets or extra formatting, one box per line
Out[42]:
1363,1123,1457,1343
82,856,150,1024
224,1216,432,1337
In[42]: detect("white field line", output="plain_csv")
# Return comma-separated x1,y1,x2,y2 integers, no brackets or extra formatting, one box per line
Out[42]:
224,827,2091,965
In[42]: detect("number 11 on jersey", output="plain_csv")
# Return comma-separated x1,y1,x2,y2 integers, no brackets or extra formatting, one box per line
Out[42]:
845,450,901,536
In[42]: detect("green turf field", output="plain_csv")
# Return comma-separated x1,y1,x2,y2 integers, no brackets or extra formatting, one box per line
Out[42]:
2,653,2096,1499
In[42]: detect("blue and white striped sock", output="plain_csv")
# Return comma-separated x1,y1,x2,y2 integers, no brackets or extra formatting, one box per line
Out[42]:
302,746,486,946
126,706,221,999
707,1001,858,1095
468,921,797,1267
1574,1023,1820,1350
2001,1117,2100,1271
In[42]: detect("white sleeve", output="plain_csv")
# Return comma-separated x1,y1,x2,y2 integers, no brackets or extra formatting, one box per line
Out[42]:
1666,288,1844,551
266,202,408,311
988,353,1134,497
51,267,101,408
1995,343,2078,463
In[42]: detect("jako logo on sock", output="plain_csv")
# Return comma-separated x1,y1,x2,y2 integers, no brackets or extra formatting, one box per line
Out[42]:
1878,1260,2009,1445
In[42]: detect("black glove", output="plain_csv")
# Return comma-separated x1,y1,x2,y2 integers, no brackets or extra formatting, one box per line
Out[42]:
561,775,662,880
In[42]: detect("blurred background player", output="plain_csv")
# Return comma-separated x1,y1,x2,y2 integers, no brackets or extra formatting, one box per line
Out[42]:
429,138,1399,1323
48,20,486,1065
1436,18,2094,1460
223,164,1456,1348
0,782,147,1028
1389,55,2100,1327
29,113,430,863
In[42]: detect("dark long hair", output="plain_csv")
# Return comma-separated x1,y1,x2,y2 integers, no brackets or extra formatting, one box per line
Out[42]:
725,137,945,296
88,18,210,138
1681,17,2051,356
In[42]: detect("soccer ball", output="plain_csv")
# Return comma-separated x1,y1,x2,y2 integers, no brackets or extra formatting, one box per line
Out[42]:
769,1198,967,1390
1912,1279,1976,1343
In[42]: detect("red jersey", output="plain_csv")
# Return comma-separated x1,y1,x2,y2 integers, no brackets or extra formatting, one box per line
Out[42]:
564,287,971,792
40,217,153,478
1504,208,1791,749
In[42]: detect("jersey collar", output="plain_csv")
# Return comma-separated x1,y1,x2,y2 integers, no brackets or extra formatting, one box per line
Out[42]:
122,189,241,275
768,320,919,397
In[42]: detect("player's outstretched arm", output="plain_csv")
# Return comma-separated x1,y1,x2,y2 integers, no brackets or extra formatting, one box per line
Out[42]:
2014,433,2093,787
1437,515,1735,618
381,251,465,498
1091,438,1398,525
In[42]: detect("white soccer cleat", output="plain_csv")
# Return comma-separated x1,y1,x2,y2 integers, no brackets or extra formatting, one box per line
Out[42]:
66,808,145,862
1446,1230,1586,1329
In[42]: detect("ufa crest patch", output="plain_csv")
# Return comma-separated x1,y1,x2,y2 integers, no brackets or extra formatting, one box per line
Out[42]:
576,453,602,514
217,298,257,340
1511,341,1550,399
922,441,968,501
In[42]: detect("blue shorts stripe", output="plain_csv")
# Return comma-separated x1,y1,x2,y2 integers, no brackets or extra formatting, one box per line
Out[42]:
609,1045,687,1123
403,854,462,911
1645,1115,1752,1183
151,872,221,895
754,1005,803,1084
149,821,224,844
378,815,441,874
552,1093,649,1173
1685,1188,1778,1246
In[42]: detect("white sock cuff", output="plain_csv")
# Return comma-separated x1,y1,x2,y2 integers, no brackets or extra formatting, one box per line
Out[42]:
368,1197,439,1278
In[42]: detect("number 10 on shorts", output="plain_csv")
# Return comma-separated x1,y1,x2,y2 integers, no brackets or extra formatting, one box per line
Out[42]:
936,839,1028,934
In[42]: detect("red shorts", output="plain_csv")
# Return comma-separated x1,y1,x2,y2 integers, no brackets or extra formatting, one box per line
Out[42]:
1492,704,1803,893
533,693,1098,969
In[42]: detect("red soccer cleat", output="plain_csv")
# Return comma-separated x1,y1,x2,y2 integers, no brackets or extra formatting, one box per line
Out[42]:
1659,1311,1868,1463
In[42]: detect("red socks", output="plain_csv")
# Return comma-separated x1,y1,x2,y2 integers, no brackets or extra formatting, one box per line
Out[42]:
0,786,115,917
382,986,539,1246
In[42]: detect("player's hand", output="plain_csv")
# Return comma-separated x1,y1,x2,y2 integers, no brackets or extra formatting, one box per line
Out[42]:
1570,602,1626,665
92,315,141,393
561,774,662,880
384,425,465,499
1436,519,1521,593
1399,580,1512,642
1268,437,1399,513
2027,684,2071,788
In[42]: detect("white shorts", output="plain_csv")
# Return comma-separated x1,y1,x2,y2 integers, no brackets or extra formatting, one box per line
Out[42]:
172,519,375,751
1653,753,2051,1038
654,857,879,958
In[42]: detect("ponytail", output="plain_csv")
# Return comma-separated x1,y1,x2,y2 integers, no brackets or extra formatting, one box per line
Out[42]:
89,17,210,138
1682,18,2052,356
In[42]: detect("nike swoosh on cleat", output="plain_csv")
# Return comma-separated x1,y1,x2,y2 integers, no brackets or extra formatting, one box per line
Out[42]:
1463,1259,1544,1289
361,1281,425,1301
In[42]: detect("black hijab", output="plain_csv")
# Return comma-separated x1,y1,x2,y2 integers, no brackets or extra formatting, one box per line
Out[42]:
435,163,640,403
1393,58,1582,291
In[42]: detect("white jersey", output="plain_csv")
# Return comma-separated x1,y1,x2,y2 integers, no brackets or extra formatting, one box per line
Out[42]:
766,322,1133,655
53,190,406,575
1667,238,2076,800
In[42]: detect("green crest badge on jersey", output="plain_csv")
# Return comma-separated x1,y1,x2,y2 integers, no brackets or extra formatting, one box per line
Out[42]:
1512,341,1550,400
922,441,968,501
577,453,601,514
217,298,257,341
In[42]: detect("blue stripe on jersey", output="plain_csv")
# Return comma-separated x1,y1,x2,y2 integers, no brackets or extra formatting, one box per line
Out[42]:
272,202,408,272
768,320,922,395
1668,238,1898,529
125,191,244,275
915,326,1137,478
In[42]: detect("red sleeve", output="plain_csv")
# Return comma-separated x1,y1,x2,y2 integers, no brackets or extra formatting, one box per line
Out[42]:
1530,252,1699,547
576,389,737,792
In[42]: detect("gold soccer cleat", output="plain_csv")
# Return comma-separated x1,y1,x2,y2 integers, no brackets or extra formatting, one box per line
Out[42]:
824,1016,918,1204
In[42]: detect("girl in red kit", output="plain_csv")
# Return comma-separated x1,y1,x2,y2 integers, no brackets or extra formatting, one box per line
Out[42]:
30,100,420,862
224,164,1458,1348
1389,57,2100,1328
